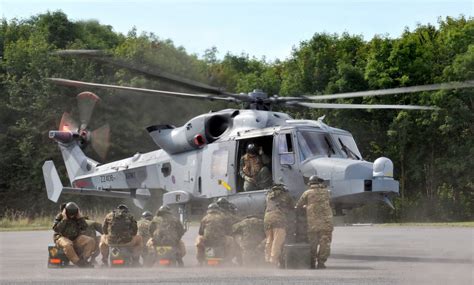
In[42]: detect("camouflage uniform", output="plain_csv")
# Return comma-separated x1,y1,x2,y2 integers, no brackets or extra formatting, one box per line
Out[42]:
137,218,152,245
83,217,103,263
239,153,272,191
263,185,294,265
99,209,143,264
147,212,186,260
232,216,266,266
296,182,334,268
195,208,234,263
53,210,95,265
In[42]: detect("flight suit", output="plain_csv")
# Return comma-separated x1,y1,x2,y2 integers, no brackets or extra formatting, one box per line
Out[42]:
83,217,103,263
99,210,143,264
263,186,294,265
53,211,95,265
147,212,186,261
239,153,272,191
296,183,334,267
195,209,235,263
232,216,266,266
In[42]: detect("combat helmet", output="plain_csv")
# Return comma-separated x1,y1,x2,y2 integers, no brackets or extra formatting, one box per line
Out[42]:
216,197,237,213
246,143,258,155
65,202,79,218
207,203,220,212
271,183,287,192
156,205,171,216
117,204,129,212
308,174,324,185
141,210,153,220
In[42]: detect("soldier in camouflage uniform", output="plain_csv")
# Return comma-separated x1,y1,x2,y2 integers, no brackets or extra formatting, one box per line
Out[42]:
232,215,266,266
53,202,95,267
195,203,234,265
147,206,186,266
239,143,272,191
83,216,103,264
295,175,334,269
138,211,153,264
264,184,294,266
216,197,242,264
99,204,143,266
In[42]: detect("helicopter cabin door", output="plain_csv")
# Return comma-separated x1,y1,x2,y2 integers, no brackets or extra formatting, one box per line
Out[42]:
273,131,306,197
199,140,237,198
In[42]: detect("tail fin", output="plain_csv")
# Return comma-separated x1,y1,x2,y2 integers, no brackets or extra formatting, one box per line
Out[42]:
58,143,96,184
42,160,63,202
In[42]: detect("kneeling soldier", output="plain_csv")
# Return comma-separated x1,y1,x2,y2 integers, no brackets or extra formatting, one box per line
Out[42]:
53,202,95,267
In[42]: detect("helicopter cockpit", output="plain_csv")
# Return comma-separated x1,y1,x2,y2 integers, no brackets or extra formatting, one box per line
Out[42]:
234,123,363,193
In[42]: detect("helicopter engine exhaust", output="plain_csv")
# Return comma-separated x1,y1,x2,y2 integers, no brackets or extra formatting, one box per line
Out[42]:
147,111,235,154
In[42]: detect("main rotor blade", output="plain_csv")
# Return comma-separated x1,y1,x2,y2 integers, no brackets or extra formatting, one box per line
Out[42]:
292,102,439,110
52,49,248,101
305,80,474,100
48,78,240,103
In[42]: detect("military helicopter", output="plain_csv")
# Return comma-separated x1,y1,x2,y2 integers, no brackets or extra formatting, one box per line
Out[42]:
42,50,474,222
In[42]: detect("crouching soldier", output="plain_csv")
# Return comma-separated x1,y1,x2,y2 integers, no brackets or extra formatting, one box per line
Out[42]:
196,203,235,265
147,206,186,266
99,204,143,266
232,215,266,266
52,202,95,267
83,216,103,265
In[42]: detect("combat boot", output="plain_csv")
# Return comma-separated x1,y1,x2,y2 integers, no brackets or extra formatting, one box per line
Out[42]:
316,262,326,269
177,257,184,267
76,258,94,268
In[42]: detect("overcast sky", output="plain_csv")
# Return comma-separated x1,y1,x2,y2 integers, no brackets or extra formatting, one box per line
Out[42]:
1,0,472,60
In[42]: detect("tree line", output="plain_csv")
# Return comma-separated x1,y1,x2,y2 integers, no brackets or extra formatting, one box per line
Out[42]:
0,11,472,221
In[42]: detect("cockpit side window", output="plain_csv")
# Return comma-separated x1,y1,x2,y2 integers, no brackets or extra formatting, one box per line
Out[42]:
297,131,335,161
278,133,295,165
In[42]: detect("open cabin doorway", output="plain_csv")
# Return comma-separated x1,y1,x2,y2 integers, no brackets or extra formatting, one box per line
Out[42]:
236,135,274,192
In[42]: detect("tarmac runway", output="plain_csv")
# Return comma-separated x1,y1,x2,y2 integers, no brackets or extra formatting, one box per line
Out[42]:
0,225,472,284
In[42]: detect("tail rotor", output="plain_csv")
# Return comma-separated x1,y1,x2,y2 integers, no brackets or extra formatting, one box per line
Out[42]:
50,92,111,160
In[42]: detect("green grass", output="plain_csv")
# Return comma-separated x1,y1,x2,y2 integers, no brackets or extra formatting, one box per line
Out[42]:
378,221,474,227
0,209,108,232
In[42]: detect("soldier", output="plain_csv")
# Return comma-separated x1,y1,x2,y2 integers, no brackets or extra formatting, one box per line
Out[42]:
232,215,266,266
138,211,153,263
264,184,294,266
83,216,103,265
99,204,143,266
216,197,242,265
195,203,234,265
239,143,272,191
147,205,186,266
52,202,95,267
295,175,334,269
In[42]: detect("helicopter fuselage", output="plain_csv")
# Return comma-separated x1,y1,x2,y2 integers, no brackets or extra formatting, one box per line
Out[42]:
45,109,398,216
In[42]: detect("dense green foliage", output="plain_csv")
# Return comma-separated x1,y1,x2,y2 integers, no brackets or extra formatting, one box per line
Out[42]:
0,11,472,221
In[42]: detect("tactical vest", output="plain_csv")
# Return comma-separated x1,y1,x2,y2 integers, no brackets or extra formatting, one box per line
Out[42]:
108,209,133,244
242,154,263,178
202,211,227,246
152,216,179,246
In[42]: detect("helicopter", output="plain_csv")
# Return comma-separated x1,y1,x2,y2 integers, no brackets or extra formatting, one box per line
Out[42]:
42,50,474,222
